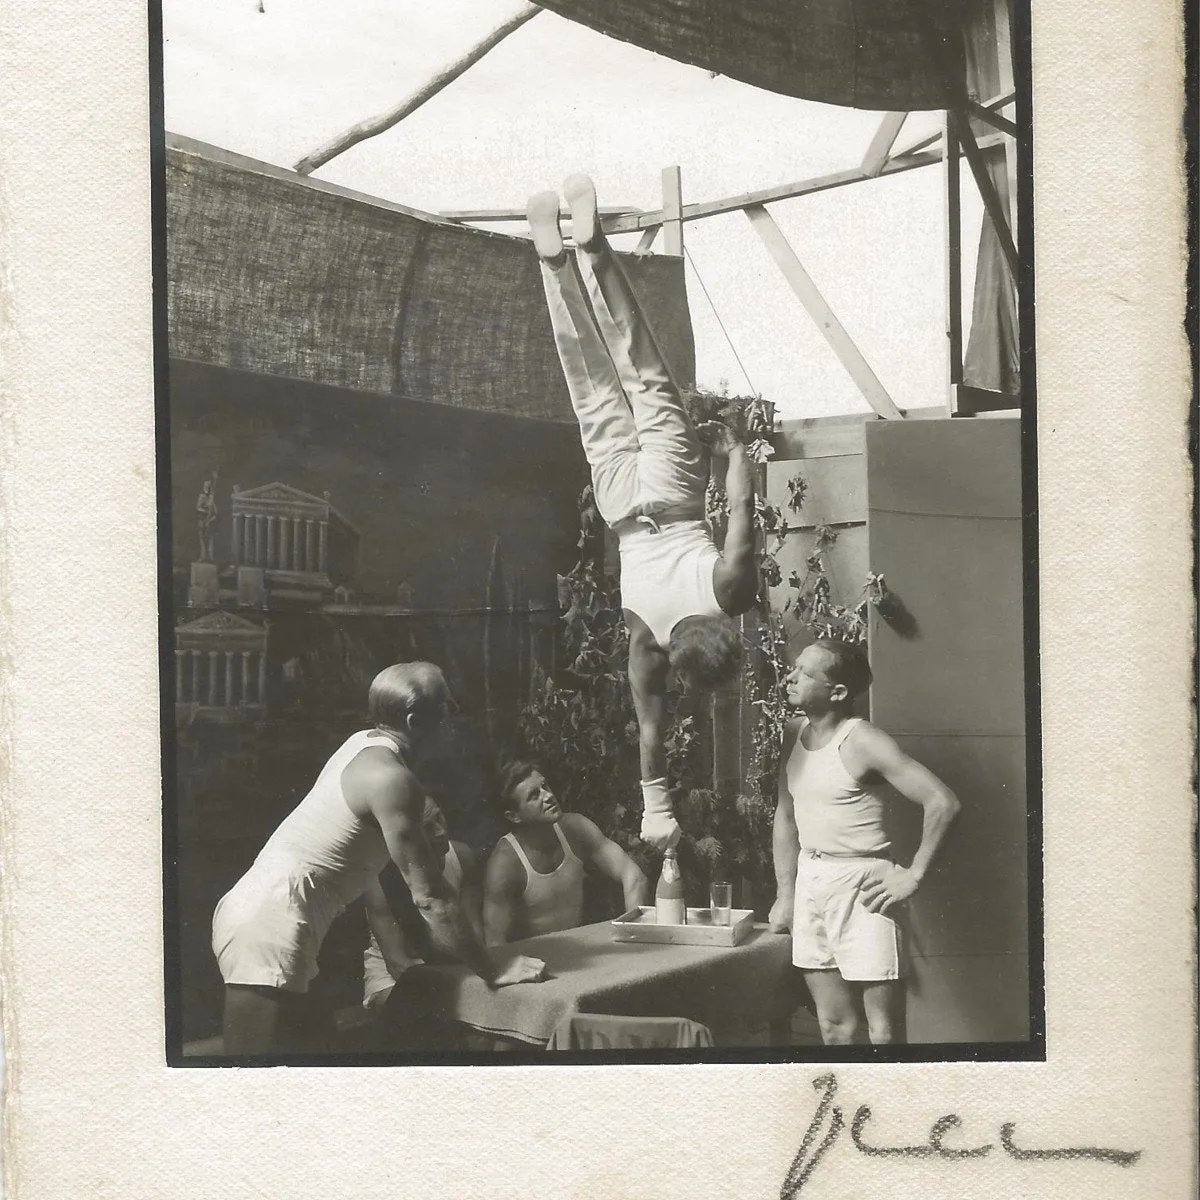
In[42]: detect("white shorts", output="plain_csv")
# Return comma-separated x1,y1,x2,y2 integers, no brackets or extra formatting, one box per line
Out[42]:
791,851,902,981
212,869,327,994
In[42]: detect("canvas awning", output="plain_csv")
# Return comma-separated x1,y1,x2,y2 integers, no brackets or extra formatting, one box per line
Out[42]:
533,0,966,111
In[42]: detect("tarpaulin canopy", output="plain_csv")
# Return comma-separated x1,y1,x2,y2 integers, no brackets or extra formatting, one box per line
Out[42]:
165,138,695,423
534,0,966,111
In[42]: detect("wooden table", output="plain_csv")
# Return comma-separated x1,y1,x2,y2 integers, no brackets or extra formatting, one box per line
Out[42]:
388,919,801,1047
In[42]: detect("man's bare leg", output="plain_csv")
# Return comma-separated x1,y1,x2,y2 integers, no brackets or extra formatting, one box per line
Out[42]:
802,970,865,1045
861,980,907,1045
222,983,286,1054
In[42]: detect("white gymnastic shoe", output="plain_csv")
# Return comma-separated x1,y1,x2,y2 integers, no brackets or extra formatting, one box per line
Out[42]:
562,173,601,250
527,190,565,263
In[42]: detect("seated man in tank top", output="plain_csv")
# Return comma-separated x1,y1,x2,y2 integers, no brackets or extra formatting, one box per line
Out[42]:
484,759,649,944
212,662,547,1055
768,639,961,1046
361,795,483,1012
528,176,758,853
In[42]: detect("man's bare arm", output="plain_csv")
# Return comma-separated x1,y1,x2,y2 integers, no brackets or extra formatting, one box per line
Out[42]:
565,814,648,910
700,422,757,615
842,724,961,913
483,843,524,946
625,615,670,781
363,875,418,979
346,756,543,986
768,719,802,932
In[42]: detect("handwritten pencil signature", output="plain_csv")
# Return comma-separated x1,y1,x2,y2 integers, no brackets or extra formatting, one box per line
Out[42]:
781,1073,1142,1198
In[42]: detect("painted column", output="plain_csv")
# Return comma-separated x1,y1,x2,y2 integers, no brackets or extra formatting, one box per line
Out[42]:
190,650,202,702
241,515,252,565
255,517,266,566
257,651,267,705
291,518,303,569
266,516,277,569
318,521,328,573
305,520,316,572
207,651,219,705
225,652,235,707
279,516,290,572
241,651,251,706
231,513,240,565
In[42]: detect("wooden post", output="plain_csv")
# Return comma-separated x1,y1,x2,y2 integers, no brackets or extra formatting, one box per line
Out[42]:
992,0,1020,251
861,112,909,177
661,166,683,257
744,204,905,420
294,3,543,175
945,111,964,398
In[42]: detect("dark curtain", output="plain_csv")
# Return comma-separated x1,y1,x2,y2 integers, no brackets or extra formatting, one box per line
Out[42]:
534,0,965,111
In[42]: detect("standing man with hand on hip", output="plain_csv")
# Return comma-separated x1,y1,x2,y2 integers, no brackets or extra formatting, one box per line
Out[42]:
529,174,759,852
769,639,960,1045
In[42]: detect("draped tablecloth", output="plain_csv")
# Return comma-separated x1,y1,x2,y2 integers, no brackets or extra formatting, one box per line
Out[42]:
388,920,799,1046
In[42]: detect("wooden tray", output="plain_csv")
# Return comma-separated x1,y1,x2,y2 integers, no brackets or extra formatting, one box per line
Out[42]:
610,905,755,947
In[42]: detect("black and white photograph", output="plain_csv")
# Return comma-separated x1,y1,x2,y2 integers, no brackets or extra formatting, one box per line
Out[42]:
3,0,1195,1192
160,0,1037,1063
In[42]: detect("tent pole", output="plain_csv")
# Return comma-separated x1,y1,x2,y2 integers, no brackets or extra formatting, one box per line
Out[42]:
294,3,543,175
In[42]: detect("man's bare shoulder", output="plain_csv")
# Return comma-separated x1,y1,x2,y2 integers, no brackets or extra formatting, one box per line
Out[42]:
840,719,902,772
483,837,524,890
340,746,421,812
559,811,605,852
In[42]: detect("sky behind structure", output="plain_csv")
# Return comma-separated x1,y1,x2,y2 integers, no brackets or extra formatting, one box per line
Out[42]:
163,0,985,418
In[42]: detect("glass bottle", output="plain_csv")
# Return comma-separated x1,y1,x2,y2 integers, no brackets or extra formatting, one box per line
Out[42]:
655,848,687,925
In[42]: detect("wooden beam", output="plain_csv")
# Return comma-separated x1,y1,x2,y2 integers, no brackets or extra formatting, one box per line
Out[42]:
945,113,963,391
953,384,1020,416
956,113,1019,281
991,0,1021,252
889,91,1016,159
744,204,904,421
603,132,1008,234
294,3,542,175
661,165,683,256
861,112,909,177
633,225,661,255
965,99,1019,138
439,205,638,223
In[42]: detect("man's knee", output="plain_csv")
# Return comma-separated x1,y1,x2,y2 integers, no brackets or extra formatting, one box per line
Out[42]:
864,1013,898,1044
816,1011,861,1045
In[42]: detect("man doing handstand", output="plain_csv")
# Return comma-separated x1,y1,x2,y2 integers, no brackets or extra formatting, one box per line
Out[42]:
529,175,759,851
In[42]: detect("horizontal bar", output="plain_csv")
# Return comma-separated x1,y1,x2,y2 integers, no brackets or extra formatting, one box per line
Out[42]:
604,133,1008,233
439,205,640,222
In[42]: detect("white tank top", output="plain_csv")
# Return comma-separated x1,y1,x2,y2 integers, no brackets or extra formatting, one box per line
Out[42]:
362,842,463,1000
502,822,585,938
243,729,398,934
786,717,891,858
618,519,723,649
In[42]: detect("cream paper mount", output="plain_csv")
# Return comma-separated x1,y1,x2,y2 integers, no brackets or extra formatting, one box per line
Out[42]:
0,1,1194,1198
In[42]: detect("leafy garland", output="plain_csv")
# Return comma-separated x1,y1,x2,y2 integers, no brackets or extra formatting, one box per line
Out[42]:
516,391,893,906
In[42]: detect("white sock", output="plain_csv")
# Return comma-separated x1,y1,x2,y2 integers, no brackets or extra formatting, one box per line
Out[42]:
640,778,680,849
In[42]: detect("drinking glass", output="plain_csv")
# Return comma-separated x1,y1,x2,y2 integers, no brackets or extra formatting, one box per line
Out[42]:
709,881,733,926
